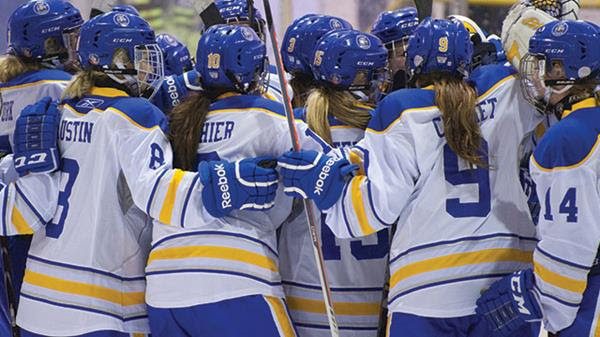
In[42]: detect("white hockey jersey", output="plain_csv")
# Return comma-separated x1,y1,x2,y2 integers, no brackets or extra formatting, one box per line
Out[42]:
530,98,600,333
279,110,389,337
324,64,543,317
0,69,71,152
145,93,322,309
0,86,204,336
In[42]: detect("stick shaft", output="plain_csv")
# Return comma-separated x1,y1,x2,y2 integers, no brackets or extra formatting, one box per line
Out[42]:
260,1,340,336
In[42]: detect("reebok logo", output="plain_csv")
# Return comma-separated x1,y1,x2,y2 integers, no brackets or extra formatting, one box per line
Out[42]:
214,163,232,209
166,77,181,107
314,157,337,195
511,272,531,315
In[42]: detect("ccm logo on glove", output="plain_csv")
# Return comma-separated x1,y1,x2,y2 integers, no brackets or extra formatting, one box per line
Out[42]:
512,271,530,315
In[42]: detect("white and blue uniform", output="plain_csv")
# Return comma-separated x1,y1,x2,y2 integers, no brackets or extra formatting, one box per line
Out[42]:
530,98,600,335
0,68,71,336
279,109,389,337
322,64,542,335
145,94,320,337
0,86,205,336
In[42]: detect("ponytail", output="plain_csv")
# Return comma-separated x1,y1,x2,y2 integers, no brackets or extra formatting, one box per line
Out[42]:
0,55,42,83
426,74,484,167
169,93,212,170
305,85,373,145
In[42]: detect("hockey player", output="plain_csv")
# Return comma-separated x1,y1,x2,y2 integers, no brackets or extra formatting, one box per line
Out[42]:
151,0,287,113
278,29,389,337
156,33,194,76
281,14,352,108
0,0,83,334
476,20,600,337
278,18,544,336
370,7,419,92
144,23,327,337
0,11,278,337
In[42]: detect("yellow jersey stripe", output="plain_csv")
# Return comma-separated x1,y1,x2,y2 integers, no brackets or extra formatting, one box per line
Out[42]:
286,296,380,316
23,270,144,306
390,248,533,288
561,98,597,119
0,80,68,92
147,245,278,272
351,176,376,236
386,313,392,337
11,207,33,235
534,262,586,294
132,333,146,337
265,296,296,337
348,150,365,175
89,87,129,97
531,134,600,172
159,169,185,224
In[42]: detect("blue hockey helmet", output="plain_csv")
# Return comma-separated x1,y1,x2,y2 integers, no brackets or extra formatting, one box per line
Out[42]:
78,11,164,98
156,33,194,76
371,7,419,46
521,20,600,110
312,29,389,95
215,0,266,39
406,18,473,79
196,24,267,93
281,14,353,75
112,4,140,16
7,0,83,66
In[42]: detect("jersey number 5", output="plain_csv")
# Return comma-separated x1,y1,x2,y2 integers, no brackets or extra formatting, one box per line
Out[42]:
443,140,490,218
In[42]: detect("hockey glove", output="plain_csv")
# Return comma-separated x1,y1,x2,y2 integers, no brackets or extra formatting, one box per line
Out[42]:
199,156,279,218
278,150,358,210
13,97,60,177
476,269,543,337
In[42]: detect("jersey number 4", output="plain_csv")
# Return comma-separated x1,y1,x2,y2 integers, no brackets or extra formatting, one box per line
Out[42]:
443,140,490,218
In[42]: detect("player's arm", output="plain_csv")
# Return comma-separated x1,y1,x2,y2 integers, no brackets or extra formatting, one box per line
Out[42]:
279,96,418,238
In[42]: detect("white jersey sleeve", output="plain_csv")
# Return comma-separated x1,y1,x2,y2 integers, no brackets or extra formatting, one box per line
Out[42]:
108,99,201,228
530,99,600,333
0,155,58,236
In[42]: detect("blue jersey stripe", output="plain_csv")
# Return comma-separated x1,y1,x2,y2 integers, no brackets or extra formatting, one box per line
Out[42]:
180,174,200,227
150,230,278,257
282,280,383,292
536,247,590,271
15,184,46,225
145,268,282,287
534,285,580,308
295,322,377,331
145,168,169,216
27,255,145,282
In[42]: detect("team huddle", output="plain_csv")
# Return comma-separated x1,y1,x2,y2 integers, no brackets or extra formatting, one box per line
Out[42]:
0,0,598,336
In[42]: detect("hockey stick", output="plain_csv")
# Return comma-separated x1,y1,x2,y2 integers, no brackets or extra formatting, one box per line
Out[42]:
376,224,396,337
414,0,433,20
0,237,20,337
260,1,340,336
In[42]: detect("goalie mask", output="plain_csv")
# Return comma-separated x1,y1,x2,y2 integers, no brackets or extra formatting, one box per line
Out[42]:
521,20,600,114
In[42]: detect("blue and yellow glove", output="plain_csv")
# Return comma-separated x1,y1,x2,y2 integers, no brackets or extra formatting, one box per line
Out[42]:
13,97,60,177
476,269,543,337
278,150,358,210
199,156,279,218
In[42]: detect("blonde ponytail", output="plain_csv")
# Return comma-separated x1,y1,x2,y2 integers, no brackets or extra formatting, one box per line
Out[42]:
430,74,484,167
305,86,373,145
0,55,42,83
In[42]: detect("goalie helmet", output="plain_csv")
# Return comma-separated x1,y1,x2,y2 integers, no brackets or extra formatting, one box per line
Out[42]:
521,20,600,111
156,33,194,76
7,0,83,66
196,24,267,93
311,29,389,97
407,18,473,78
281,14,353,75
78,11,164,99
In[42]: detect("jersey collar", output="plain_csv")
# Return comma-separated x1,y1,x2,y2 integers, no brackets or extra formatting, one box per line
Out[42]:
561,97,598,119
